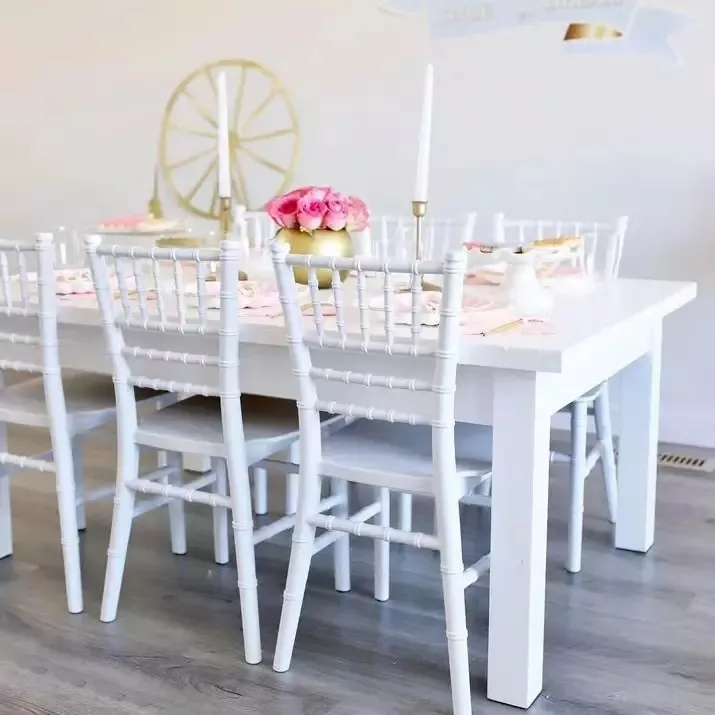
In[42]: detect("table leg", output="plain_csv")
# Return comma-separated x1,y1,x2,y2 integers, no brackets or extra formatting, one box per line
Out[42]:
0,371,11,559
615,322,662,552
488,371,551,708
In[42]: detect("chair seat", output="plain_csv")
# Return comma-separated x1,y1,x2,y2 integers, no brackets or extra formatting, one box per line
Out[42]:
135,394,324,463
318,420,493,496
558,383,605,413
0,372,176,434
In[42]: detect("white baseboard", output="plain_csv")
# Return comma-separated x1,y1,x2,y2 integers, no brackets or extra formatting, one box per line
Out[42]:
657,405,715,449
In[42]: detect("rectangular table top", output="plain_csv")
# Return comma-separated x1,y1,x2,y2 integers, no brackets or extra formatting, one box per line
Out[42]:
48,278,696,374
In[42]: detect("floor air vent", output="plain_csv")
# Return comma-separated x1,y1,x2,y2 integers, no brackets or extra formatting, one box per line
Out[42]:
553,446,714,473
615,450,714,473
655,452,712,473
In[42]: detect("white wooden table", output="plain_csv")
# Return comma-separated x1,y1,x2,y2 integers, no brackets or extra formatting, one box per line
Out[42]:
0,277,696,708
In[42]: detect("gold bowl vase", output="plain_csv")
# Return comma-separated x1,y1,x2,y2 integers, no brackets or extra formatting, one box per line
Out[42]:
275,227,353,289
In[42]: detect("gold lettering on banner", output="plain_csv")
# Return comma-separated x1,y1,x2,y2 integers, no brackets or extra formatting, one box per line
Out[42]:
563,22,622,39
441,2,494,23
547,0,623,10
550,0,625,42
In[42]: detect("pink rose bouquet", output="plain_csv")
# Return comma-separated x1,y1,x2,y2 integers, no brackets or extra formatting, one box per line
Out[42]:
265,186,369,233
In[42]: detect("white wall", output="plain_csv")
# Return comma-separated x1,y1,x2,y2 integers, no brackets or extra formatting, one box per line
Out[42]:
1,0,712,445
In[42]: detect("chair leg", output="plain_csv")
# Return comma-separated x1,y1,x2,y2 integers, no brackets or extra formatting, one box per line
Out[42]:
435,493,472,715
212,458,229,565
72,435,86,531
100,445,139,622
252,467,268,515
479,476,492,498
594,387,618,524
0,418,12,559
165,451,187,555
225,432,261,664
285,442,300,516
398,492,412,531
374,487,390,602
567,400,588,574
52,427,83,614
331,478,351,593
273,462,321,673
0,473,11,559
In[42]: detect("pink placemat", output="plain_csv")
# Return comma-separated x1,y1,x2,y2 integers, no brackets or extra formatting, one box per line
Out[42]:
466,263,584,287
182,281,311,316
461,307,555,337
367,291,555,336
23,269,138,297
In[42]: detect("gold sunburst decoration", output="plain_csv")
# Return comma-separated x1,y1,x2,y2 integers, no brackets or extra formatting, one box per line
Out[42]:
152,59,300,220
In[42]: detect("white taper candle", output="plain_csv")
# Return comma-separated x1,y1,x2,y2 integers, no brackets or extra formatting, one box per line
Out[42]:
216,72,231,198
414,63,434,203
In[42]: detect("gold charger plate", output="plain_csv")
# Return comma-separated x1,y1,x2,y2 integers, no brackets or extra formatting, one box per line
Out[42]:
154,235,248,280
154,235,207,248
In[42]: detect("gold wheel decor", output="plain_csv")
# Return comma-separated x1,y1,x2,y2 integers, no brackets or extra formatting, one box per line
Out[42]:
156,59,299,219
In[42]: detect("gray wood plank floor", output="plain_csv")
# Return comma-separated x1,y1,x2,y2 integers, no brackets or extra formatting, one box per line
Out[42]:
1,425,714,714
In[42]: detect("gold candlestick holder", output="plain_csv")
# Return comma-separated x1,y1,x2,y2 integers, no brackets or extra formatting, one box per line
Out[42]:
219,196,232,240
215,196,248,281
206,197,233,282
399,200,441,292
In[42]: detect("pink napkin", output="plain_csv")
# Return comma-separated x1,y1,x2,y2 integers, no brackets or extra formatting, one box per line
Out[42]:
20,268,136,297
238,282,282,310
367,291,442,314
18,269,95,296
461,306,555,336
301,301,337,317
182,281,284,314
368,292,494,317
466,264,583,286
367,291,555,336
465,268,504,286
238,281,317,316
539,264,583,280
59,292,98,303
186,281,311,318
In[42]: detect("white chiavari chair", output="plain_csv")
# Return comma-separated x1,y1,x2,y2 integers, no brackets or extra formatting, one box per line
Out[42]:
231,207,300,519
269,245,493,715
493,213,628,277
0,233,183,614
368,213,477,532
240,211,478,526
371,213,477,261
242,209,276,251
85,235,348,664
494,212,629,573
55,225,89,268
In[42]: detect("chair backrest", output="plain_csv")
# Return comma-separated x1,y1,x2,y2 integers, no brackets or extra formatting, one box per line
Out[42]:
0,233,72,470
493,213,629,278
270,243,466,490
371,213,477,261
54,226,85,268
84,236,243,435
0,233,60,373
236,208,276,250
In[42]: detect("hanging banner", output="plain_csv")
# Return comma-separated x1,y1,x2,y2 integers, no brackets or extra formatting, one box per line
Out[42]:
562,7,687,63
378,0,686,63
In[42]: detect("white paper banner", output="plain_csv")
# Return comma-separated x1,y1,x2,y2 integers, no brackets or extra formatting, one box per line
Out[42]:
378,0,686,63
563,7,687,63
